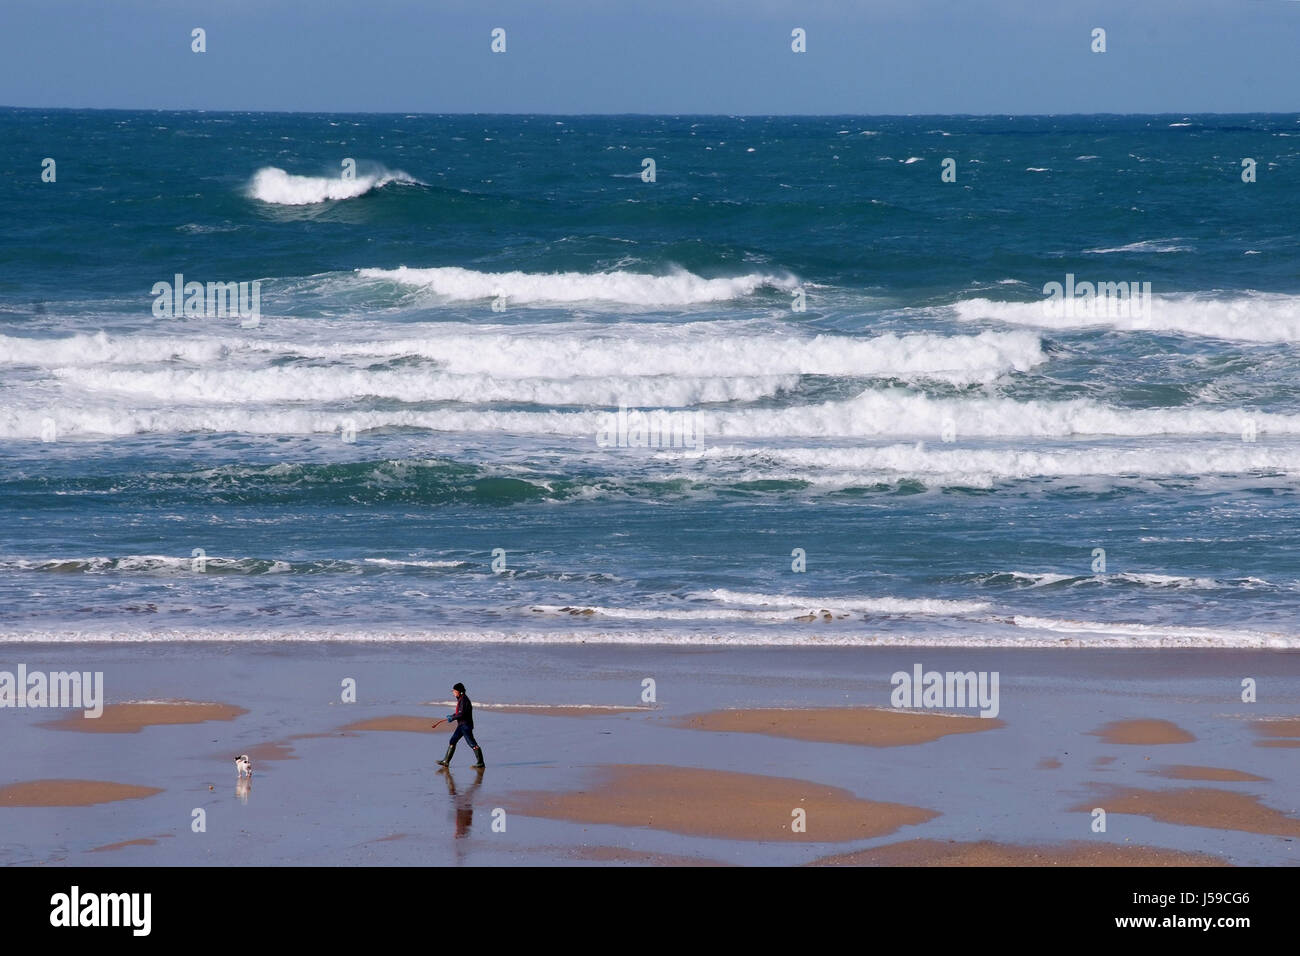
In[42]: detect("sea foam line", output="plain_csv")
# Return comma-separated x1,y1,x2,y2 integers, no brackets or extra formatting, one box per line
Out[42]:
954,292,1300,342
0,626,1292,648
356,265,799,306
11,392,1300,440
1,328,1043,385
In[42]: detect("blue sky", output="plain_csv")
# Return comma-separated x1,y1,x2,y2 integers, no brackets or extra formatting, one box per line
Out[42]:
2,0,1298,114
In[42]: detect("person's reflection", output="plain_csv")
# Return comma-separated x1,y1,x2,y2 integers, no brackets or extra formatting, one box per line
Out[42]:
442,766,484,840
236,776,251,804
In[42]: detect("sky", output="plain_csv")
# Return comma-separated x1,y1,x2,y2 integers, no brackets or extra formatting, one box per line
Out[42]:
1,0,1298,114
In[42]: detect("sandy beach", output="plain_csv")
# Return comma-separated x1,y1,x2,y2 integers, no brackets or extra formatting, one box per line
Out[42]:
0,779,164,808
808,839,1228,867
508,764,938,841
1,643,1297,866
671,706,1003,747
41,701,248,734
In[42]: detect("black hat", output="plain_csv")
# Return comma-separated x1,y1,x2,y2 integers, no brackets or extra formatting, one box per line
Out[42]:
453,682,466,693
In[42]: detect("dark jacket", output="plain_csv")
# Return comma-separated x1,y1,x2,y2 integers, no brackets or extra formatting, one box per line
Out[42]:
447,694,473,729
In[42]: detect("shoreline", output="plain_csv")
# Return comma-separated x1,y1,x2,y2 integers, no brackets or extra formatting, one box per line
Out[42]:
2,630,1298,650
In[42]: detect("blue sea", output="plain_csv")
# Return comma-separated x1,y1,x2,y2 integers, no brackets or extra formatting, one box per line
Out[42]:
2,109,1299,647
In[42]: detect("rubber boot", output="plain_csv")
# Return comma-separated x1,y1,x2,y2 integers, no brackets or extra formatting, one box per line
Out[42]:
437,743,456,767
471,746,485,768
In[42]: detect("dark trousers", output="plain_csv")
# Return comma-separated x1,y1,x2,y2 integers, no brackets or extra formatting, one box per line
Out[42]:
449,724,479,749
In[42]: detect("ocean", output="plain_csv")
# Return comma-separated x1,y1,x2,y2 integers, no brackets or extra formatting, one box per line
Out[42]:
2,109,1299,647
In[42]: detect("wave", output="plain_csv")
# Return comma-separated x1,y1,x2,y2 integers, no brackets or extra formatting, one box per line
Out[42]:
0,554,476,575
0,331,236,366
1083,239,1193,254
1006,616,1290,647
692,441,1300,487
247,166,423,205
961,570,1279,590
0,623,1291,648
53,366,800,407
673,391,1300,441
356,265,799,306
10,388,1300,440
953,292,1300,342
687,589,989,615
8,439,1297,506
2,327,1045,384
528,604,828,623
0,555,297,574
529,592,989,623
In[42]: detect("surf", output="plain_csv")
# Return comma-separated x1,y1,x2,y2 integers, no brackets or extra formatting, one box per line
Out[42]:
246,166,424,205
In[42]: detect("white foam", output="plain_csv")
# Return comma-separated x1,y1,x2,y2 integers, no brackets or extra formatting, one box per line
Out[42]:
692,441,1300,486
247,166,422,205
11,388,1300,441
0,330,233,366
690,589,990,615
0,555,469,574
357,265,799,306
954,292,1300,342
114,699,225,707
53,366,799,407
971,570,1276,590
0,625,1291,648
8,327,1043,386
1009,615,1288,646
0,555,242,573
684,391,1300,442
972,571,1076,587
1083,239,1192,254
529,604,813,622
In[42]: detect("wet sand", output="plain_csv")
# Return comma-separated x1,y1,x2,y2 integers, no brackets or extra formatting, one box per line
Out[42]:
41,700,247,733
1074,786,1300,837
1253,717,1300,748
340,716,437,733
1252,717,1300,738
475,705,649,718
0,779,163,807
508,764,937,841
2,643,1298,866
89,835,173,853
1147,765,1268,783
243,741,298,761
541,846,735,866
809,839,1228,867
672,706,1003,747
1090,719,1196,745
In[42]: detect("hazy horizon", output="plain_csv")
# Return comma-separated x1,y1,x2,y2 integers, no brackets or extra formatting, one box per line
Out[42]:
5,105,1299,118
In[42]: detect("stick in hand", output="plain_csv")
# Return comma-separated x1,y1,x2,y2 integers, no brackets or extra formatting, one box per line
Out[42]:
431,718,446,730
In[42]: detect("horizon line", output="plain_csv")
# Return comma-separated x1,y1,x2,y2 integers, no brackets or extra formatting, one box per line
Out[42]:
4,104,1300,119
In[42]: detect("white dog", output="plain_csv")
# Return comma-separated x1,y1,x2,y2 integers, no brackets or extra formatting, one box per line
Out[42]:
234,754,253,778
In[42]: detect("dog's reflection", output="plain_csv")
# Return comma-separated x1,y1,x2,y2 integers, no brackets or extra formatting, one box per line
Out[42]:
442,767,484,839
235,776,251,804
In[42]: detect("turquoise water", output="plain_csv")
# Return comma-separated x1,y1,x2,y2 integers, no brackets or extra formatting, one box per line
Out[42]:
2,109,1300,645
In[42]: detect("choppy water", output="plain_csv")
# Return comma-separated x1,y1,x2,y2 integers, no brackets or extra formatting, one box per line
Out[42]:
3,109,1300,646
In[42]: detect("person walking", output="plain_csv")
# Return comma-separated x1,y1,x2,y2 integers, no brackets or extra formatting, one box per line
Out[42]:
436,682,485,769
